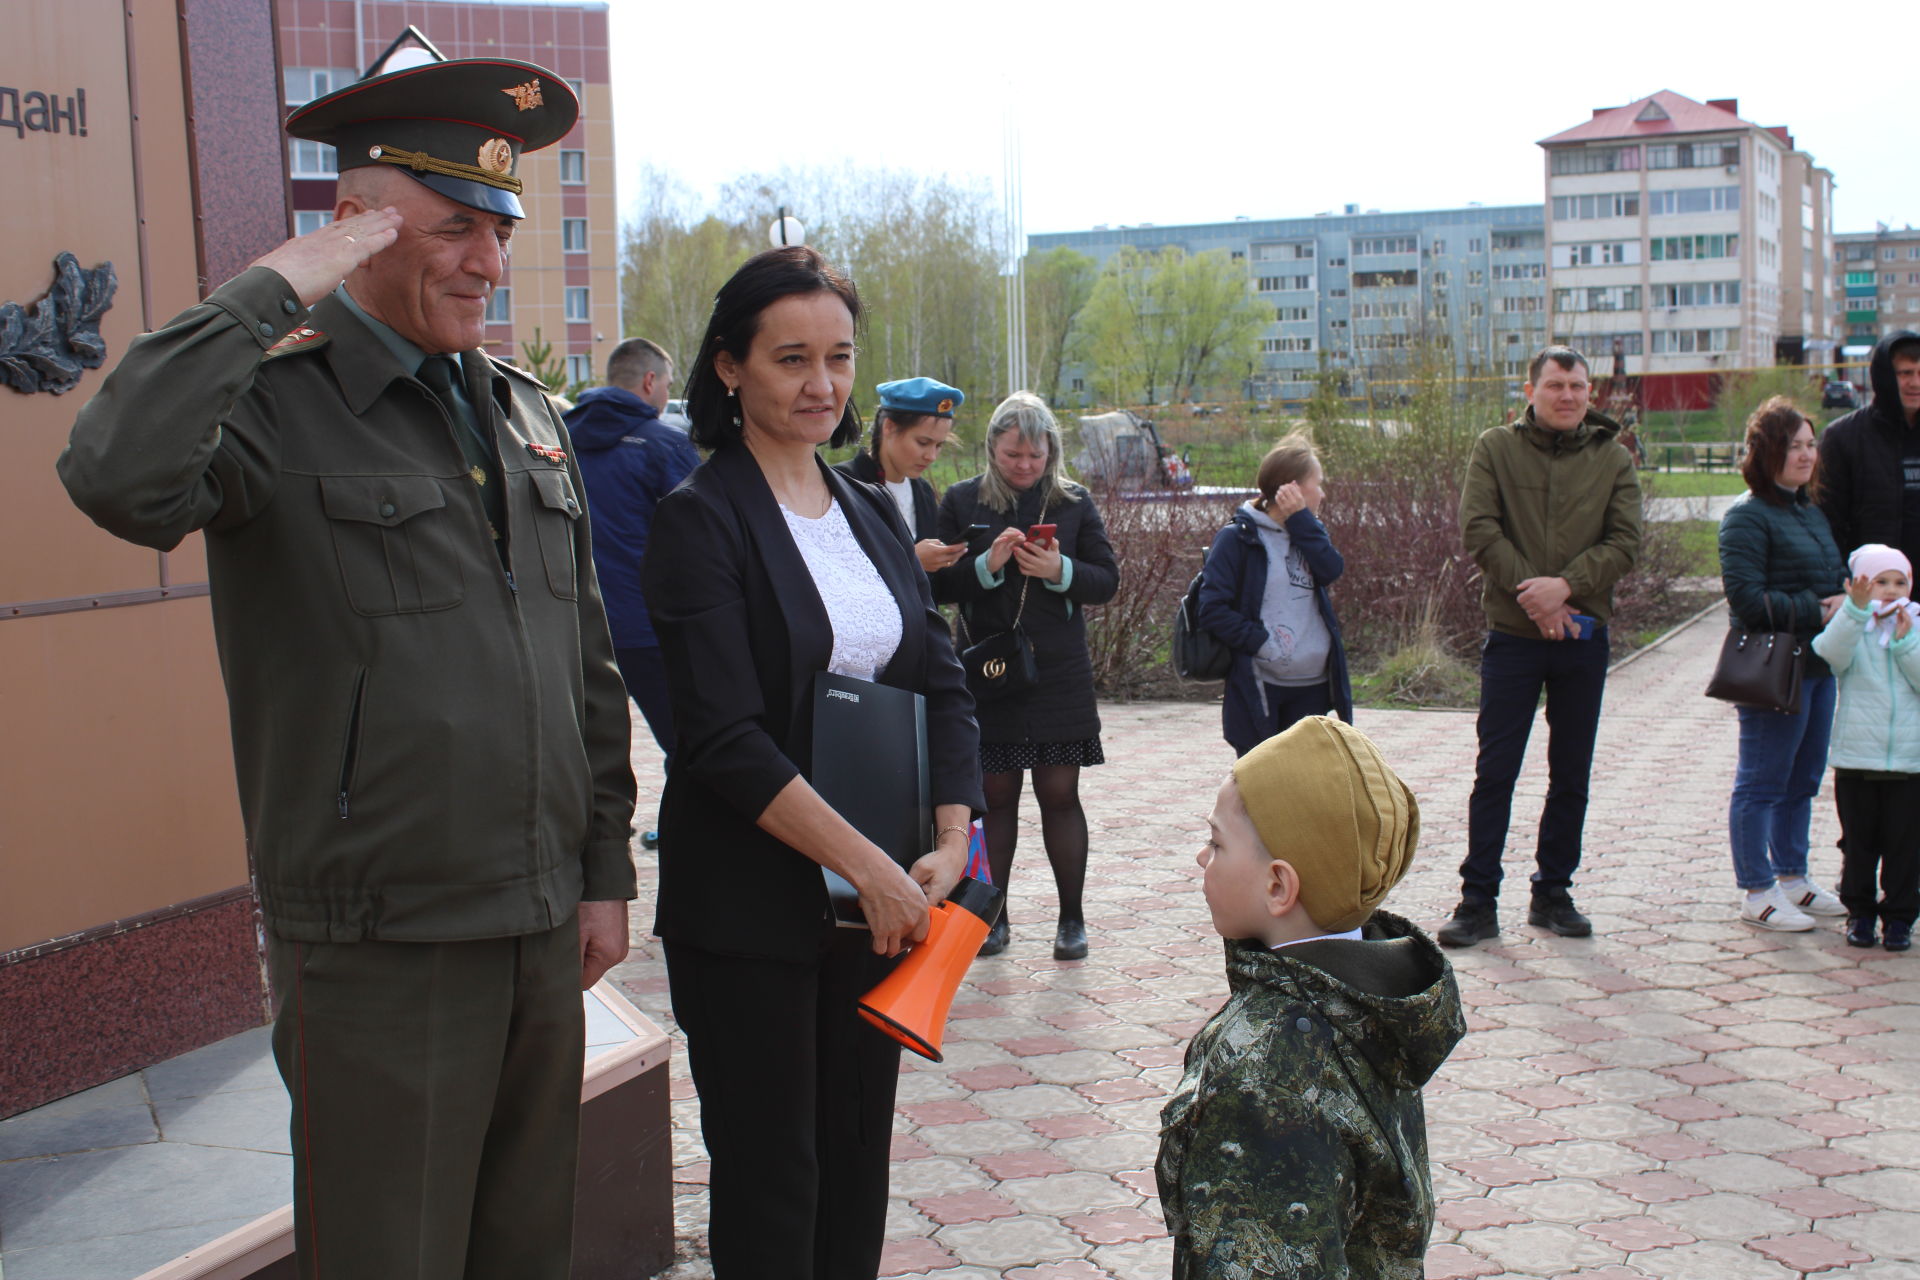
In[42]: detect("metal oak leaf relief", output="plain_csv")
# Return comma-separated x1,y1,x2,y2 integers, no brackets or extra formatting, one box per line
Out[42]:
1,253,117,395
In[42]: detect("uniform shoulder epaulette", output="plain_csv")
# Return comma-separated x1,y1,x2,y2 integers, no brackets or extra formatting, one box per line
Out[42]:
261,325,330,362
485,352,549,390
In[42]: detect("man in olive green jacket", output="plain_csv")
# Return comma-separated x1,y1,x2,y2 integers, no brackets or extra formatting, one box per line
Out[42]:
1439,346,1643,949
57,60,635,1279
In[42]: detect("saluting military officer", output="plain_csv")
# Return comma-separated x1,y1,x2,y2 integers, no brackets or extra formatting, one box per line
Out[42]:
58,58,637,1280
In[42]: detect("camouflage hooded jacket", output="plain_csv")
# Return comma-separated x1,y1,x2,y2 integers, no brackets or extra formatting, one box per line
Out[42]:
1157,910,1466,1279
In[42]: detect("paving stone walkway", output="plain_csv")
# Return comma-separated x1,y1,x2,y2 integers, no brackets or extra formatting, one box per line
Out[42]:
608,611,1919,1280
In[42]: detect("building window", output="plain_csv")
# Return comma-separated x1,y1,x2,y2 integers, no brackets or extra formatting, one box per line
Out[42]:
283,67,356,107
1260,337,1314,353
1885,248,1899,261
562,218,589,253
1650,327,1739,354
1645,140,1738,170
1492,231,1544,251
1328,288,1348,298
1256,275,1311,292
1884,273,1899,285
1326,257,1346,267
1492,263,1543,281
559,150,586,184
1468,301,1485,319
566,353,592,385
1430,270,1448,286
1648,187,1741,216
1352,269,1417,288
294,210,334,236
1551,145,1640,174
1251,242,1315,261
1502,295,1546,313
1352,301,1411,319
1275,306,1310,322
1354,236,1417,255
1230,250,1245,261
1431,239,1446,254
1555,240,1644,266
565,287,590,321
1071,377,1085,392
1467,269,1485,286
485,287,511,324
289,140,337,178
1552,193,1640,221
1554,286,1640,313
1650,281,1740,307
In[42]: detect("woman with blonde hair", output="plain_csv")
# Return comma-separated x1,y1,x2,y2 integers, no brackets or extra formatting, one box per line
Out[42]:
1197,432,1352,755
935,392,1119,958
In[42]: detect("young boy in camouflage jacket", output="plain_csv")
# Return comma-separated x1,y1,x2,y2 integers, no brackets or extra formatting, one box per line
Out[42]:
1158,716,1466,1278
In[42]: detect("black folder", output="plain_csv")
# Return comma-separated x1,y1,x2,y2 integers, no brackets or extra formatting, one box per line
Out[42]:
809,672,931,928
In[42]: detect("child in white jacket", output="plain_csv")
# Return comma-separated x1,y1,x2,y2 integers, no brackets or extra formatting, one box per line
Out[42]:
1811,543,1920,951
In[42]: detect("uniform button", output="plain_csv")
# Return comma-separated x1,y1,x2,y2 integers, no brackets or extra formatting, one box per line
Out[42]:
281,299,297,315
379,501,397,518
565,500,579,513
1295,1017,1311,1033
258,321,274,337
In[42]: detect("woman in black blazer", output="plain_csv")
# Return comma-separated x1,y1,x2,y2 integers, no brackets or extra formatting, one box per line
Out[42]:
641,248,983,1279
934,392,1119,961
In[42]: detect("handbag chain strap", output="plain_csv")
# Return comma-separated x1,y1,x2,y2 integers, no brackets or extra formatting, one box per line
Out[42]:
958,572,1033,648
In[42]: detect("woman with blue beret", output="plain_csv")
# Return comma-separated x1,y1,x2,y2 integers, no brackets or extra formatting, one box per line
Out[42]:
836,377,968,593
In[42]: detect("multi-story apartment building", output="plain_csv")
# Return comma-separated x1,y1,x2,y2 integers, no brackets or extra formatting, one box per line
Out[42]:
1029,204,1549,405
1834,228,1920,352
1539,91,1834,398
275,0,618,386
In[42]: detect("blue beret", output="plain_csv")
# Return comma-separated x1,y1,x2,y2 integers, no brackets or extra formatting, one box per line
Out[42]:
877,377,964,418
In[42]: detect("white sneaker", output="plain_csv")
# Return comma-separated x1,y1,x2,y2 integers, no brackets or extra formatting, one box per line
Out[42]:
1742,885,1816,931
1778,876,1846,917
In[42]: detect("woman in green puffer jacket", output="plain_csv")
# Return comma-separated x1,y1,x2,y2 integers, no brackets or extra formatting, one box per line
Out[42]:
1718,397,1849,933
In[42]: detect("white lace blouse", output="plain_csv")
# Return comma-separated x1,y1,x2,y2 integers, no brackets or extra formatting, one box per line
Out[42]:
779,499,904,681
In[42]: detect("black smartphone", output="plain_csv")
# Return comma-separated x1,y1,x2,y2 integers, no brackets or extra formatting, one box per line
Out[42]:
948,523,993,547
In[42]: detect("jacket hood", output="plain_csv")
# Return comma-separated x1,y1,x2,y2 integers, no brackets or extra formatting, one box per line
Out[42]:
1516,405,1621,452
1222,909,1464,1090
565,385,659,451
1868,330,1920,426
1236,500,1283,532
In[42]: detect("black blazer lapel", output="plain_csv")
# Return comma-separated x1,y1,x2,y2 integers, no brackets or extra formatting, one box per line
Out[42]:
708,445,832,730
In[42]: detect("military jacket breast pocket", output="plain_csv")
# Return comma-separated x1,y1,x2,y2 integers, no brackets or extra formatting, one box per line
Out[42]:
526,466,582,600
319,475,466,616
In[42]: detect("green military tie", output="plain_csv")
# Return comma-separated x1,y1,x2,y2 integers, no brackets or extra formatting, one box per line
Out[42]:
417,355,505,545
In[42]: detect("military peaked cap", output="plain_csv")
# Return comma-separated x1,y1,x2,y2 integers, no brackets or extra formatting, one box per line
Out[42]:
285,58,578,219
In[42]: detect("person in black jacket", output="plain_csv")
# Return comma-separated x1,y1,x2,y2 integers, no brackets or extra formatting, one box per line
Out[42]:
1818,329,1920,563
1198,434,1353,756
641,247,983,1279
834,376,968,597
935,392,1120,960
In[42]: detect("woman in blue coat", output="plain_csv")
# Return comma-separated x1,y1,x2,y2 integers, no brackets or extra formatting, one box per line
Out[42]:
1198,434,1353,756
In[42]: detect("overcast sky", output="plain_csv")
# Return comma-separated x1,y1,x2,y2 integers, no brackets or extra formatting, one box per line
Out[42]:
607,0,1910,242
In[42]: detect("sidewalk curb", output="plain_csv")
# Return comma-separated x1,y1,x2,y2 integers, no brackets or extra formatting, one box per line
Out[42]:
1607,595,1722,677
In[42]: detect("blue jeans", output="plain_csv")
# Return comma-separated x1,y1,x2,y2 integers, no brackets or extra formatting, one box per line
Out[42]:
1462,628,1611,903
1729,673,1835,890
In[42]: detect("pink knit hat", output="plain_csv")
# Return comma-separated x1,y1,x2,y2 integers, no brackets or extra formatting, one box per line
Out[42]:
1849,543,1912,585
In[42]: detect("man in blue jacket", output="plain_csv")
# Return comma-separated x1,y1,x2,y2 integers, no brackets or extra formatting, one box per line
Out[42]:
567,338,701,771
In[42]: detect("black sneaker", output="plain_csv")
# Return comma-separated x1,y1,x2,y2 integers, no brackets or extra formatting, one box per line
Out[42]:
1528,896,1593,938
1886,920,1913,952
1437,900,1498,949
1846,917,1878,948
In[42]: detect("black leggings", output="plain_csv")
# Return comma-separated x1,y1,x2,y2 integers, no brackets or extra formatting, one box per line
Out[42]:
981,764,1088,923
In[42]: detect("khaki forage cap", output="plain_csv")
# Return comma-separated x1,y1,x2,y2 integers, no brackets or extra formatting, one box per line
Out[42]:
1231,715,1419,933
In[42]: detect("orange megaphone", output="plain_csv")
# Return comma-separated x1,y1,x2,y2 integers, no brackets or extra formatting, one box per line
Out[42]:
858,876,1004,1062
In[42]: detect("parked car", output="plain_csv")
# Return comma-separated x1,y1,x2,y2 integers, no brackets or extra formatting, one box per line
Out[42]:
1822,381,1859,410
661,398,692,432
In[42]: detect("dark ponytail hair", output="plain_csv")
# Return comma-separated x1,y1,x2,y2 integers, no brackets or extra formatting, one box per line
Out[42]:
685,246,863,451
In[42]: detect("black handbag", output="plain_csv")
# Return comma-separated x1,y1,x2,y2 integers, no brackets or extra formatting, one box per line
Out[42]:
1704,598,1805,715
957,576,1039,701
1172,564,1233,682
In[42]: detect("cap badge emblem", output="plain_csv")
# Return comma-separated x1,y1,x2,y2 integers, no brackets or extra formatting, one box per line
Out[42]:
937,398,954,413
503,79,544,111
477,138,514,175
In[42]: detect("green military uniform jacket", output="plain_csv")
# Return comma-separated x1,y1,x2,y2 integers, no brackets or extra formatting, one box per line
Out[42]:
1459,407,1644,638
1157,913,1465,1279
59,266,637,943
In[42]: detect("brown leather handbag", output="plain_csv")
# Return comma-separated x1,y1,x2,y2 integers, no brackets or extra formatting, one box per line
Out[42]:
1704,599,1805,715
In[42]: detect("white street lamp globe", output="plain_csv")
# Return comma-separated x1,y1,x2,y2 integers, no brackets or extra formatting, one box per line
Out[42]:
768,216,806,248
